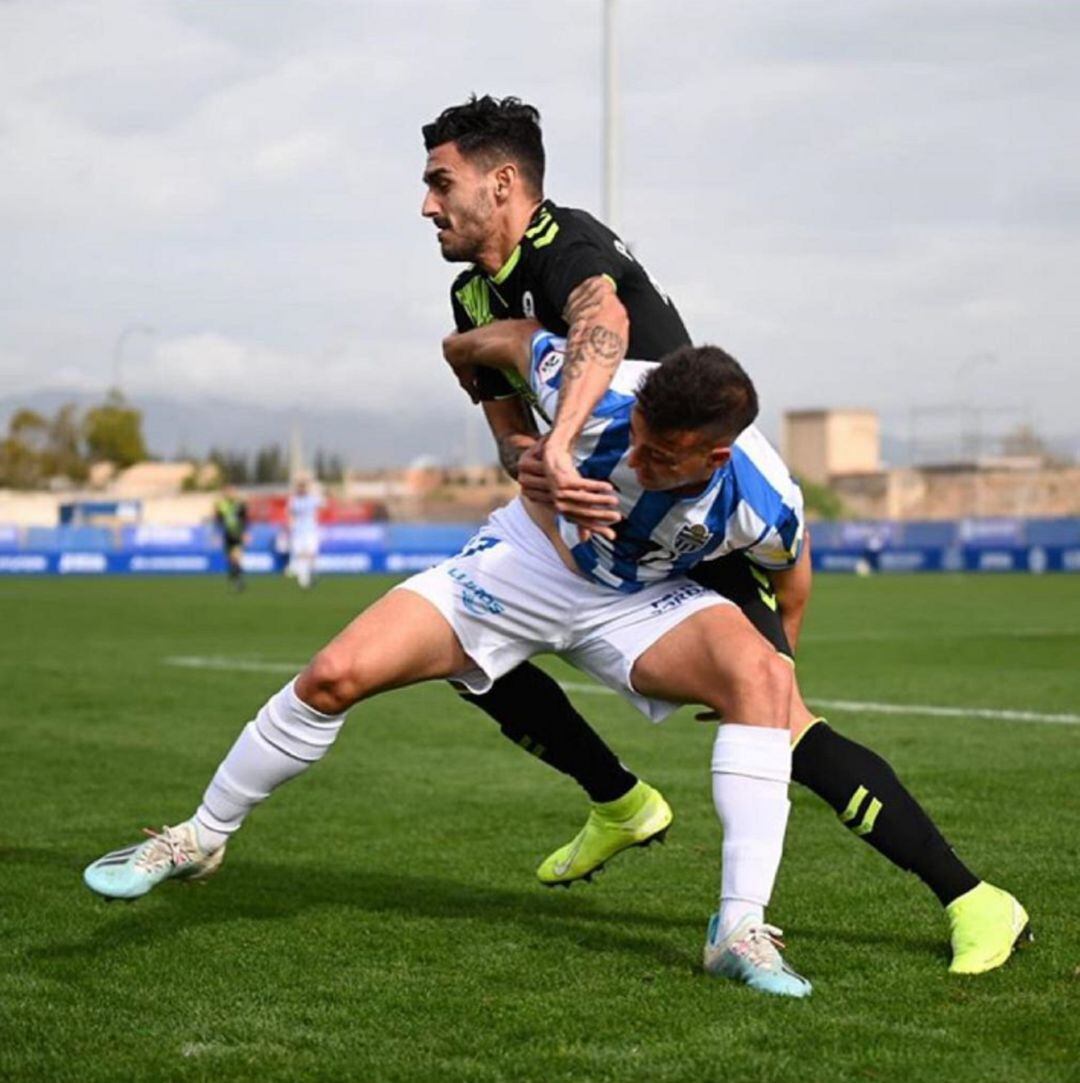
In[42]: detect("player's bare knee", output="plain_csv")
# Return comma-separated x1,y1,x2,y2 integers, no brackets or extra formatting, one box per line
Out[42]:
748,651,793,726
712,646,791,727
298,647,364,714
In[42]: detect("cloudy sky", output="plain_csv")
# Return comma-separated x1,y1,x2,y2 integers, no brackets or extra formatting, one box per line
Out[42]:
1,0,1077,464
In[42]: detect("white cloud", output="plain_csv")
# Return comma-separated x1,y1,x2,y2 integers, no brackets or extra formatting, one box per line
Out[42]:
0,0,1077,452
120,332,444,416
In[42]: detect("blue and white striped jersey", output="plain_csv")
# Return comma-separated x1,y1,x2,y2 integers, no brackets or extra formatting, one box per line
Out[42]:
527,330,804,593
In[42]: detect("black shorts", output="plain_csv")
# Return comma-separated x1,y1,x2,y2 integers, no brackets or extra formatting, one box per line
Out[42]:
688,553,792,658
222,535,244,553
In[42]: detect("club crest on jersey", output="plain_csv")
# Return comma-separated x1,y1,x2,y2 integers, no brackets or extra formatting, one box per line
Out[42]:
522,291,535,317
672,522,713,555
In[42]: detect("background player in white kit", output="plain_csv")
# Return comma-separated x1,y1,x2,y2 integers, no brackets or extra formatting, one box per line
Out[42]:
84,340,815,998
286,478,324,590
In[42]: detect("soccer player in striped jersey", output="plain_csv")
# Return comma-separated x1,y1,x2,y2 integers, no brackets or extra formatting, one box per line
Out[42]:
421,95,1030,978
85,343,821,997
442,319,1031,978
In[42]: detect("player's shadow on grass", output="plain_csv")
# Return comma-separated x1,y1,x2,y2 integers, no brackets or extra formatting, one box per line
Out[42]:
30,861,706,973
27,858,943,975
794,923,943,961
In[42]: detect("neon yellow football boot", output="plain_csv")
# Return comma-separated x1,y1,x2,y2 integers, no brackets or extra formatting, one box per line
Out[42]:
537,781,673,887
947,881,1032,974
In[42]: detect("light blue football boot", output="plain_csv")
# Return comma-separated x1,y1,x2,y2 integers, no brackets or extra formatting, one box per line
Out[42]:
703,913,812,998
83,822,225,900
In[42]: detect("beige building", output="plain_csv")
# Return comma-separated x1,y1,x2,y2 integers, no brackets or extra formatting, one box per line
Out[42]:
832,463,1080,521
782,410,880,485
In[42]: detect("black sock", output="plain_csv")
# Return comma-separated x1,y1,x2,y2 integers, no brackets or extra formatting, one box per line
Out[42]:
459,663,638,803
792,721,980,906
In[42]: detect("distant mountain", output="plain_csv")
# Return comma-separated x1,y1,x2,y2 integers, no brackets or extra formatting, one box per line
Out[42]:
0,391,487,470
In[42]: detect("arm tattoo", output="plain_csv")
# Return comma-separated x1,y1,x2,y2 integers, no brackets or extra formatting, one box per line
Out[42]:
562,321,627,386
587,325,625,362
562,278,607,325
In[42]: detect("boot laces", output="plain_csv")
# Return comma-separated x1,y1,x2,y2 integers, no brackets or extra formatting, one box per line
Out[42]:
733,923,787,968
133,826,194,873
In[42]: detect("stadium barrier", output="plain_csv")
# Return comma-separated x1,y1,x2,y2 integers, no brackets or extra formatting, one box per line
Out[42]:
0,518,1077,575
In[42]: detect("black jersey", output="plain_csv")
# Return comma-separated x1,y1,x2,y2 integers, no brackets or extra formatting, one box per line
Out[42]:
450,200,691,403
214,497,248,545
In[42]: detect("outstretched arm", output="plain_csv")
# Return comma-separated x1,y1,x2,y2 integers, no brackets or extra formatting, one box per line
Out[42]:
441,319,540,382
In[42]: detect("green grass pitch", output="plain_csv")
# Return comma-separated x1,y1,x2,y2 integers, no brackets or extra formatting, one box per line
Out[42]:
2,573,1078,1082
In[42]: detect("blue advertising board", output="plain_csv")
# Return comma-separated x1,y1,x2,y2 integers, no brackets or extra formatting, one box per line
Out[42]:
0,517,1077,575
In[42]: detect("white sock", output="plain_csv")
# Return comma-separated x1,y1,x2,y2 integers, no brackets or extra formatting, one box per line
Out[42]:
711,723,792,938
192,679,347,849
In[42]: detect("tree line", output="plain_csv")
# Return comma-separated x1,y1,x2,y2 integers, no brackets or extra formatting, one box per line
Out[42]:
0,394,346,490
0,393,148,489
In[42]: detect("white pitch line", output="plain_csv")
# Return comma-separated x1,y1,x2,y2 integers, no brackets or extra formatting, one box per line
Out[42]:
807,698,1080,726
802,627,1077,644
164,656,1080,728
552,684,1080,727
165,655,299,674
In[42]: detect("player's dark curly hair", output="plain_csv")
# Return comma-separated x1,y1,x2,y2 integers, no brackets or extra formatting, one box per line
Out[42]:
422,95,545,196
637,346,759,443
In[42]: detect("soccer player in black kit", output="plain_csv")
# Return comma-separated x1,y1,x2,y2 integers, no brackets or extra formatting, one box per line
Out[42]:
420,95,1028,974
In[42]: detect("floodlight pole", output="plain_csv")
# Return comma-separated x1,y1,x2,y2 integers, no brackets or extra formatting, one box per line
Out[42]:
602,0,619,233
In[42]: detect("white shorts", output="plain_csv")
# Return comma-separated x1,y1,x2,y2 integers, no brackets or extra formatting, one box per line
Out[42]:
395,498,731,722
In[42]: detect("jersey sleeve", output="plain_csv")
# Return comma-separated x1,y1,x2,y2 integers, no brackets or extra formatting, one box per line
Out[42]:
529,215,626,314
723,432,806,570
527,330,567,421
450,291,474,334
743,486,805,570
450,276,519,402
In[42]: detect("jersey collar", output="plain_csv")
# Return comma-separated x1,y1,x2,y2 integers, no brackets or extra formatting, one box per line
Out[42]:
489,200,553,283
490,244,521,284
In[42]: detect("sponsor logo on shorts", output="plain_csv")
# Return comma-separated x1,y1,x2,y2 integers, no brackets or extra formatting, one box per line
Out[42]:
649,582,707,614
672,522,712,555
447,566,506,616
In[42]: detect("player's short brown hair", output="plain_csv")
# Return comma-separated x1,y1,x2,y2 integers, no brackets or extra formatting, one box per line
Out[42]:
637,346,759,444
